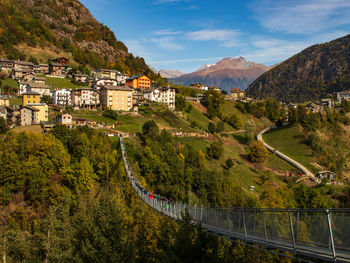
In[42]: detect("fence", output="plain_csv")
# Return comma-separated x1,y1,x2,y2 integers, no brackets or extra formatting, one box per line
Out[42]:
120,137,350,263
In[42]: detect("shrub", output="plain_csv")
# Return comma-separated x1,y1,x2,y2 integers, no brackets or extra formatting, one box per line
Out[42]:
248,141,268,163
216,121,225,133
207,141,223,160
225,158,234,169
103,109,118,120
208,122,216,134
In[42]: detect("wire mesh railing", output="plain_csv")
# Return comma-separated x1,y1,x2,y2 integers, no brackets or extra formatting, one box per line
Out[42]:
120,136,350,263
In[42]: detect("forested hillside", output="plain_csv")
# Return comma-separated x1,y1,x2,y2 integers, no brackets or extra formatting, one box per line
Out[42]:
0,0,162,80
246,34,350,102
0,127,296,262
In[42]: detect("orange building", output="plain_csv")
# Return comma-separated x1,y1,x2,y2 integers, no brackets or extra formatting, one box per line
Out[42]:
126,75,151,89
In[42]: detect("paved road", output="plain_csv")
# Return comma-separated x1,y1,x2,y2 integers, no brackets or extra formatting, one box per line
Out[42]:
257,127,321,184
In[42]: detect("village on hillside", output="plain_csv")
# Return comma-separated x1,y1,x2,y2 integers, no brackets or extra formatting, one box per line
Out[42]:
0,57,349,133
0,57,179,128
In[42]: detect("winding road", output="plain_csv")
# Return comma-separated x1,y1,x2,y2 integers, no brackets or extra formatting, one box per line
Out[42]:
257,127,321,184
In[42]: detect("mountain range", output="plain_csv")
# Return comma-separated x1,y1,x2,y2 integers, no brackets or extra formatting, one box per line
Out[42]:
168,57,270,92
246,34,350,102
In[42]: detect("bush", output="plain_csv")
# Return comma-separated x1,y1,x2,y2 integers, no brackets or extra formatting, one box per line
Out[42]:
225,158,234,169
208,122,216,134
207,141,223,160
103,109,118,120
142,120,159,138
248,141,268,163
228,114,243,129
41,95,53,105
216,121,225,133
0,117,8,134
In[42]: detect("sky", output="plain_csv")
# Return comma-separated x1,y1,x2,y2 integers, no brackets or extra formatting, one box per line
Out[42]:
79,0,350,73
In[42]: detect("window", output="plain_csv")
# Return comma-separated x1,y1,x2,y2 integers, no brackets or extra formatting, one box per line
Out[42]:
27,95,30,98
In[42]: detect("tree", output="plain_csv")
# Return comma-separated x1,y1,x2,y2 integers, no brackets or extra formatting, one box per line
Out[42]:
41,95,53,105
185,103,193,113
248,141,268,163
225,158,234,169
0,117,8,134
245,118,256,144
142,120,159,138
216,121,224,133
29,56,38,65
265,97,281,122
228,114,243,129
207,141,223,160
340,99,350,113
208,122,216,134
204,90,224,119
102,109,118,120
176,96,186,111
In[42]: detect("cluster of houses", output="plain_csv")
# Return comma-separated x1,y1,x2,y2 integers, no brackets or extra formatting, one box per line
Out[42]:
303,91,350,113
0,57,177,127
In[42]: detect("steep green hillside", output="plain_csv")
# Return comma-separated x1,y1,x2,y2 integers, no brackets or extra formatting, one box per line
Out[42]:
0,0,163,82
246,34,350,102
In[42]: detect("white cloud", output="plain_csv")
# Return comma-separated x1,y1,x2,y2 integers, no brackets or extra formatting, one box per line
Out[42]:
251,0,350,34
187,29,239,41
153,29,182,35
123,39,151,59
186,29,241,47
150,37,184,51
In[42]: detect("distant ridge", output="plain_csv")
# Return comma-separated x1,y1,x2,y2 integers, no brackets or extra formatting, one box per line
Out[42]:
159,69,184,79
170,57,269,92
246,34,350,102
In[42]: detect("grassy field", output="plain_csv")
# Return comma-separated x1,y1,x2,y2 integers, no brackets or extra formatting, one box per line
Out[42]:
8,96,22,106
1,79,18,91
185,106,211,130
45,77,84,90
221,101,245,119
263,125,319,173
174,136,287,193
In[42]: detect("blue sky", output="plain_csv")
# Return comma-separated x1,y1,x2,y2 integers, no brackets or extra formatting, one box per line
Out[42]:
80,0,350,73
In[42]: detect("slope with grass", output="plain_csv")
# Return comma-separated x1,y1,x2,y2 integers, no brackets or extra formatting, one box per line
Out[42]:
262,125,320,173
174,135,289,194
45,77,87,90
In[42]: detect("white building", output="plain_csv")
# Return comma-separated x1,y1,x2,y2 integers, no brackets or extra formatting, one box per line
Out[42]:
27,83,51,97
71,88,100,109
144,87,175,110
52,89,72,106
56,113,73,125
337,91,350,101
93,78,119,90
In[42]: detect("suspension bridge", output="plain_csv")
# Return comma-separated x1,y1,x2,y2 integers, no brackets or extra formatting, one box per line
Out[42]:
119,136,350,263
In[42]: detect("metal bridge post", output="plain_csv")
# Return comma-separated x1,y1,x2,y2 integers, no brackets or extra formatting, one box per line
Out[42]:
194,205,197,221
227,209,230,232
253,210,256,234
242,208,247,242
326,210,336,261
207,207,209,226
296,210,299,243
215,208,218,228
272,208,275,238
289,209,296,254
200,205,202,222
262,211,268,246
